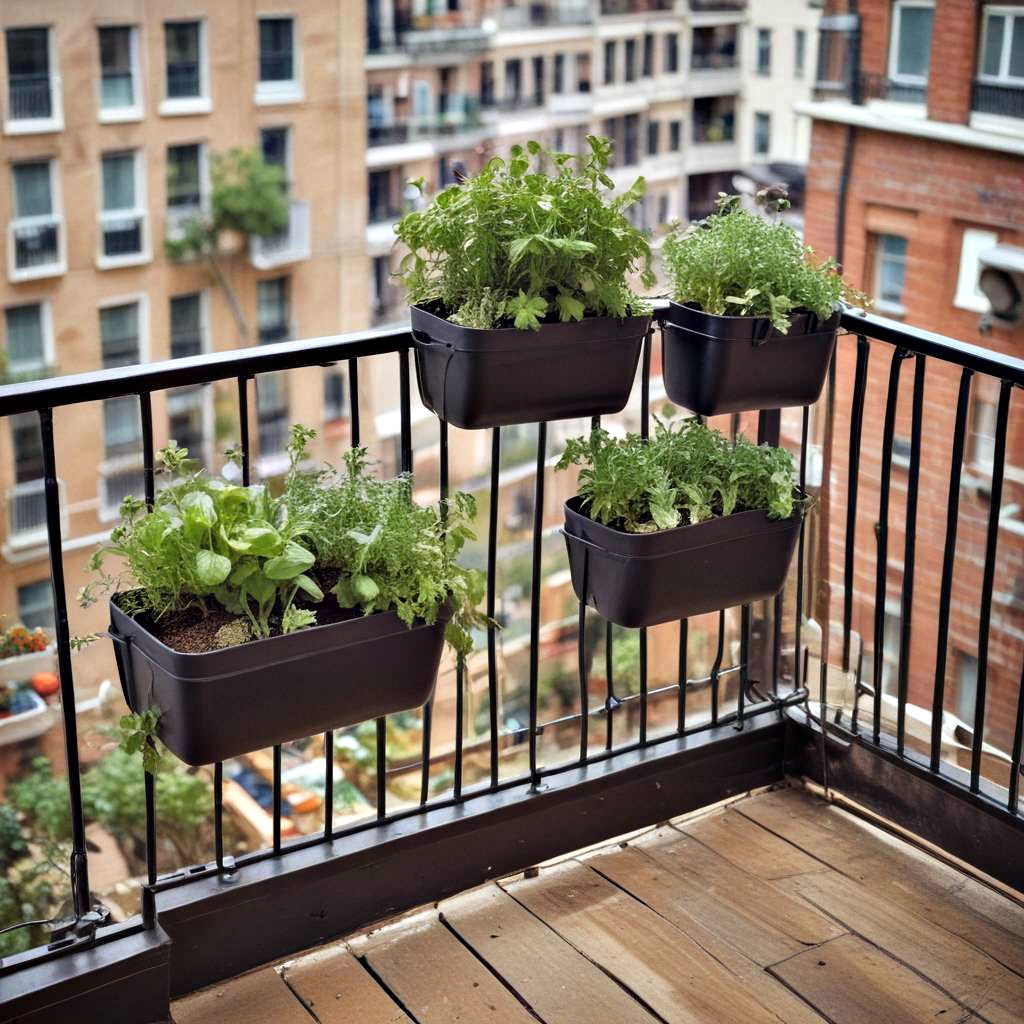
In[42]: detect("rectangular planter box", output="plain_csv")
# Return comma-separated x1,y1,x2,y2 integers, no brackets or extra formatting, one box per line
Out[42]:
662,301,839,415
110,598,450,766
0,645,56,685
412,303,650,429
563,496,803,629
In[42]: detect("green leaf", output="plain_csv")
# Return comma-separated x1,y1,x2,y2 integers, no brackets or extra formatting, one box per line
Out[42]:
294,574,324,601
263,541,315,580
555,291,586,323
351,574,379,603
182,491,216,525
195,549,231,586
504,291,548,331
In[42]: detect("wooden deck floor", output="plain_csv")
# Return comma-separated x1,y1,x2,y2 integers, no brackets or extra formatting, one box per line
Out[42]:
172,785,1024,1024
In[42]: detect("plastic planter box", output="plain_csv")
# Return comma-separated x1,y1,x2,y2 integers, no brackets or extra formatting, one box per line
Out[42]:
411,304,650,429
662,302,840,415
562,496,803,629
110,598,450,766
0,645,56,685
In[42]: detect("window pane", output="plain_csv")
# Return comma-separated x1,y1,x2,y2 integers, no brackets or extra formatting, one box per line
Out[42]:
6,28,49,77
167,145,201,206
261,127,289,169
168,386,205,459
1010,15,1024,77
5,305,45,370
259,18,294,82
878,235,907,303
13,162,52,218
170,293,203,357
166,21,201,97
11,413,44,481
101,302,141,367
895,6,934,79
982,14,1005,76
104,396,142,454
102,152,136,211
99,26,135,108
17,580,54,632
257,278,288,341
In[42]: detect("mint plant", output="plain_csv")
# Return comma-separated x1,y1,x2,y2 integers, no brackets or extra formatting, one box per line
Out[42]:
395,136,655,330
557,412,799,532
662,191,867,333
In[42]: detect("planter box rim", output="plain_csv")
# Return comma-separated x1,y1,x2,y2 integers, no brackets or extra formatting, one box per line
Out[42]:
667,299,840,340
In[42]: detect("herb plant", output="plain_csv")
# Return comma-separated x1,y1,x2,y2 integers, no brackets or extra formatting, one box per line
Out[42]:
395,135,655,330
557,413,798,533
662,191,867,332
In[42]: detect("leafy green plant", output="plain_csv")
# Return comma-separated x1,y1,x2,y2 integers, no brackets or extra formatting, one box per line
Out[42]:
557,411,799,533
662,191,868,332
395,135,655,330
117,709,162,775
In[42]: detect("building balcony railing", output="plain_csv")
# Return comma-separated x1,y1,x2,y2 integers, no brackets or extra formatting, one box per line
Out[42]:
600,0,675,14
367,101,482,147
368,9,490,55
971,80,1024,120
0,303,1022,1022
496,3,594,29
4,72,62,130
249,199,311,270
859,71,926,105
99,212,147,266
689,0,747,12
691,52,739,71
4,478,66,551
7,216,64,282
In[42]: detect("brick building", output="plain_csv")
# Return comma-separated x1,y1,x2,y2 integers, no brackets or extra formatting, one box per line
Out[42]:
801,0,1023,763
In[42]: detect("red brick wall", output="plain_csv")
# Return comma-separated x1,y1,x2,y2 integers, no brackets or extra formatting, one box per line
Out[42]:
804,119,1024,767
928,0,979,123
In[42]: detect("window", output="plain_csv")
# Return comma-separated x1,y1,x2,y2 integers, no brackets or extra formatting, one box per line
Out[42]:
170,293,205,358
889,1,934,86
604,40,616,84
4,27,60,129
553,54,565,94
100,150,146,264
953,652,979,723
665,33,679,74
532,55,545,104
100,301,143,368
955,227,1000,311
624,39,637,82
166,143,204,235
979,7,1024,83
258,374,289,456
323,368,347,421
168,387,207,463
17,581,54,632
257,17,300,102
9,159,63,279
163,20,208,113
754,112,771,155
642,33,654,77
3,303,51,377
874,235,908,312
647,120,660,156
669,119,682,151
693,96,735,142
795,29,807,77
504,59,522,103
260,126,290,184
98,25,141,119
104,396,142,458
257,277,290,343
658,194,670,225
756,28,772,74
11,413,43,483
481,60,495,106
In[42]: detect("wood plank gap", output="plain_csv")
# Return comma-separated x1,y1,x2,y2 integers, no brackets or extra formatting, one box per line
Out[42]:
356,951,427,1024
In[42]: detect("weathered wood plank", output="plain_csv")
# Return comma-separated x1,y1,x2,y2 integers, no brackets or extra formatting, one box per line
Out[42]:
357,912,537,1024
504,860,782,1024
785,870,1024,1024
282,946,412,1024
738,787,1024,976
440,883,658,1024
586,843,829,1024
770,934,974,1024
172,968,312,1024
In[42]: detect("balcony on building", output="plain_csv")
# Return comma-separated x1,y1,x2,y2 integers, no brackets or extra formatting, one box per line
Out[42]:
689,0,747,11
688,94,739,173
7,217,64,283
496,2,594,30
366,95,482,156
4,478,66,555
367,1,489,56
690,24,741,94
250,199,311,270
599,0,676,14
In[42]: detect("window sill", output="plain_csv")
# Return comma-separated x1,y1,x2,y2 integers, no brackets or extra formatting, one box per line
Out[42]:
98,106,144,124
873,299,906,318
97,251,151,271
159,96,213,117
8,261,66,285
254,81,303,106
3,116,63,135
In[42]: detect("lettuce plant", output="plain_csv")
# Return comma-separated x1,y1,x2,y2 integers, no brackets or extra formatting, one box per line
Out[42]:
557,413,799,533
395,135,655,330
662,192,867,332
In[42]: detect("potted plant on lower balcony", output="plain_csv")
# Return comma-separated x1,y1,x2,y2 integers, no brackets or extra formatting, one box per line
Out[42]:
558,414,805,629
84,428,484,767
660,189,867,415
0,625,54,686
395,136,655,429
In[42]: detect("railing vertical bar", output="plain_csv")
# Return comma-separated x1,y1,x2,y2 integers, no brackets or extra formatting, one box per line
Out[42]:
577,550,590,761
37,408,92,917
1009,660,1024,815
486,427,501,789
929,368,973,771
896,355,926,756
843,336,870,672
872,349,908,742
639,628,648,745
528,422,547,787
794,405,809,694
347,356,360,445
236,376,252,485
677,619,688,734
970,379,1013,792
771,594,782,695
214,761,226,869
605,622,615,751
272,743,282,852
710,610,724,724
640,325,652,439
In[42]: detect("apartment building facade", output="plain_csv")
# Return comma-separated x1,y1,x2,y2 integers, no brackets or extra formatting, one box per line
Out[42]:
0,1,368,696
802,0,1023,756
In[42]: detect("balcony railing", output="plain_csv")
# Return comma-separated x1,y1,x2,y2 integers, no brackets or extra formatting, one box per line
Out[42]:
100,213,146,262
600,0,675,13
5,478,65,549
249,199,311,270
971,80,1024,120
691,52,739,71
690,0,747,11
4,72,61,127
368,9,489,55
496,3,594,29
367,100,482,147
859,71,926,105
8,217,63,281
0,305,1021,1022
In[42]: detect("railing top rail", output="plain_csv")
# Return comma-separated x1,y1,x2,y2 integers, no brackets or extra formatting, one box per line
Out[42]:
0,325,410,417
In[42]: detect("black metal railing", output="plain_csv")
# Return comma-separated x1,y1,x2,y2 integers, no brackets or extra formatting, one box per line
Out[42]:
0,307,1021,1017
971,80,1024,119
6,73,54,120
11,222,60,271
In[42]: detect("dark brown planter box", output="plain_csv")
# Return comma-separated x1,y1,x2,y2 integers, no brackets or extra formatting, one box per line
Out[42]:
411,303,650,429
662,301,840,415
562,496,803,629
109,597,450,766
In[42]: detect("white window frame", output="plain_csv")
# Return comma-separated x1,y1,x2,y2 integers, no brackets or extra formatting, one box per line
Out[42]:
3,25,63,135
873,233,908,316
954,227,1000,312
888,0,935,86
97,23,144,123
977,5,1024,84
98,292,151,367
254,14,303,106
2,300,54,376
97,149,150,270
165,141,209,239
160,18,211,116
7,158,65,283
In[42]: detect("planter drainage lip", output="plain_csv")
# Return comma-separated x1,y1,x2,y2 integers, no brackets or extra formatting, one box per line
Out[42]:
666,301,841,343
